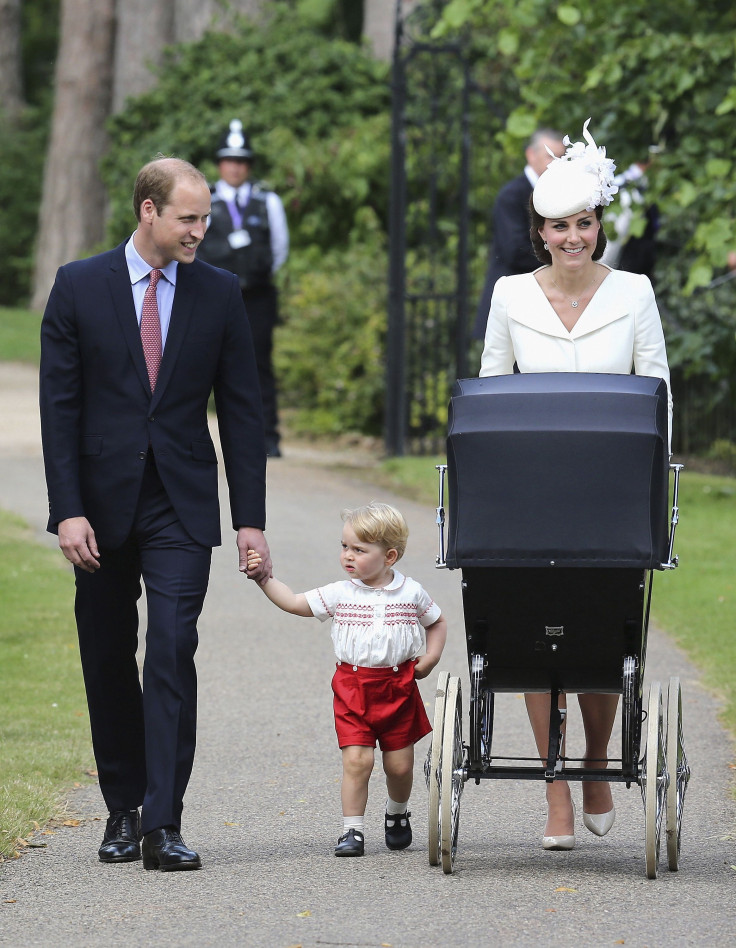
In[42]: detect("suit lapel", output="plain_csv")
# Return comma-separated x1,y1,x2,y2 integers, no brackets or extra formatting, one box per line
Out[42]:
107,247,151,395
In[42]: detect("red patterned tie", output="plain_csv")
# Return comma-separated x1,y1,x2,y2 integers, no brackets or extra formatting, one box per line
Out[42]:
141,269,163,391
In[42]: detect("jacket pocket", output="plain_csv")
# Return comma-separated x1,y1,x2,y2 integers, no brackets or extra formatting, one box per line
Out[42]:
191,440,218,463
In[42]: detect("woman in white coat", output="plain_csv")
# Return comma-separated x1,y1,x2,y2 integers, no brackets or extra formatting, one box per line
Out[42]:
480,120,672,851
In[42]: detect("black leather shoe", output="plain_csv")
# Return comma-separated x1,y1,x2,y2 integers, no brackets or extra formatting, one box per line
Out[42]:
141,827,202,871
335,828,364,857
98,810,141,863
385,811,412,850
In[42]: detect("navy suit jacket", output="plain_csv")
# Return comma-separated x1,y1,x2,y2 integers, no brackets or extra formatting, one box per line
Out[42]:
40,241,266,549
473,173,539,339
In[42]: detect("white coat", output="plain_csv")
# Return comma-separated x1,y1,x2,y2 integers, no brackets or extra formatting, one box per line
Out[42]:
479,266,672,447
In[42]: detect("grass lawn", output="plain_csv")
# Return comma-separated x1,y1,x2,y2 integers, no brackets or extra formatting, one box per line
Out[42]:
0,510,93,859
0,306,42,364
378,456,736,740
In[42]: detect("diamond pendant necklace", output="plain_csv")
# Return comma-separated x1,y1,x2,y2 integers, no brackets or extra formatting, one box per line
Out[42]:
551,274,597,308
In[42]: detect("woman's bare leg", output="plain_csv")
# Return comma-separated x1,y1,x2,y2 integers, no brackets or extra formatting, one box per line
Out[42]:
524,692,573,836
578,693,618,814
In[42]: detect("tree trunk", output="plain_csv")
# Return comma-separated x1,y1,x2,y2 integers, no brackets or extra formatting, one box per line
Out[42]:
363,0,398,60
31,0,115,312
112,0,175,114
174,0,266,42
0,0,24,116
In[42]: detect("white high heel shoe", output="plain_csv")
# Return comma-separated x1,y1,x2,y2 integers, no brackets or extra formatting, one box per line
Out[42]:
582,806,616,837
542,802,575,850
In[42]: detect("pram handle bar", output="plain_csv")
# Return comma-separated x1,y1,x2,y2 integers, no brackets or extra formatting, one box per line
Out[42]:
662,462,684,570
436,464,448,568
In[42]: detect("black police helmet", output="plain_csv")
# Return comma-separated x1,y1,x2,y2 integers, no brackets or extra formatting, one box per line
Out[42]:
216,120,254,161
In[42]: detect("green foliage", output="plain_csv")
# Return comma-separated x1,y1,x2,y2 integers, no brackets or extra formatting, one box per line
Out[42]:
276,217,388,436
707,439,736,473
102,7,390,248
20,0,60,107
432,0,736,448
0,109,49,307
434,1,736,290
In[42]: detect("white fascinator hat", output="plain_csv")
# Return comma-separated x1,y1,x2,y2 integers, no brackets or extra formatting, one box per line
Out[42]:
533,118,618,219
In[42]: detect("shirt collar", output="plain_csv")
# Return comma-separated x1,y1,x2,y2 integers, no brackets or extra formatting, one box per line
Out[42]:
215,180,251,204
125,234,178,287
524,164,540,187
351,569,405,591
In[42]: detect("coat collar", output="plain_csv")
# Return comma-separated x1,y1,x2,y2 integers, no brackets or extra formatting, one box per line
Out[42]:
508,267,629,340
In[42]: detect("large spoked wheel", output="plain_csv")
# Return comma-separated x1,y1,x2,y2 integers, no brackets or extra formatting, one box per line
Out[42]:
643,680,667,879
469,655,493,769
666,676,690,871
440,676,465,874
426,671,449,866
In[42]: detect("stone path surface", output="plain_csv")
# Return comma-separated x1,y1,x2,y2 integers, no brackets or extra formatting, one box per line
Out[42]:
1,362,734,947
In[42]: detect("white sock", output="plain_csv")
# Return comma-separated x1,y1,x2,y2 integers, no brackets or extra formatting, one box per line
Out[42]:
386,796,409,816
343,816,364,833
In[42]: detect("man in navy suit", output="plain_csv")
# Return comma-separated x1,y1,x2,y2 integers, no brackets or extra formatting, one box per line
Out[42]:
39,157,272,871
472,128,565,339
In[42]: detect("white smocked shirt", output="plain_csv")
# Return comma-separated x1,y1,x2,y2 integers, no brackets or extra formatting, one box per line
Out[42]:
304,570,442,668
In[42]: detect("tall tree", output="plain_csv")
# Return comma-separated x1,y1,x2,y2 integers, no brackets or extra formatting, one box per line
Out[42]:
31,0,115,311
0,0,24,116
112,0,175,113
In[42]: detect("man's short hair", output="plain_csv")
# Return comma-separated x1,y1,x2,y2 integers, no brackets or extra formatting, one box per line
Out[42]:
133,156,208,221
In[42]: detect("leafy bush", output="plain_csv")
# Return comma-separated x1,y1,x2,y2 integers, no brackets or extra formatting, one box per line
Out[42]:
0,108,49,306
102,7,390,251
276,212,388,436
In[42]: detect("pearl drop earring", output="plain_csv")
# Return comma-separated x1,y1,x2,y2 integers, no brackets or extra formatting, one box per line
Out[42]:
543,242,549,251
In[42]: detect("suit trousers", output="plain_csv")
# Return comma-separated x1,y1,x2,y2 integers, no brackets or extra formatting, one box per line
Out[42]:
74,452,212,835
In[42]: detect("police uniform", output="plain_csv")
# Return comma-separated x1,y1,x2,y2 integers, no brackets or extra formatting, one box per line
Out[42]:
198,121,289,456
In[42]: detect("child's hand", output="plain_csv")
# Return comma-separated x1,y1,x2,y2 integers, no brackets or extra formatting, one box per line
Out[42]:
413,654,439,680
246,549,263,577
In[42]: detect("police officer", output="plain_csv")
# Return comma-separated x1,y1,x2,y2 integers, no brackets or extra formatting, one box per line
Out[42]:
198,120,289,457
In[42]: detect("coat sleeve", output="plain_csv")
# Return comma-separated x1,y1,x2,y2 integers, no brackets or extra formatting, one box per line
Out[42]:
39,266,86,530
479,277,516,377
632,275,673,451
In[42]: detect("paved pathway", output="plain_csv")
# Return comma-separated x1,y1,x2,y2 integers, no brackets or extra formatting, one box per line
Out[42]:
1,363,734,947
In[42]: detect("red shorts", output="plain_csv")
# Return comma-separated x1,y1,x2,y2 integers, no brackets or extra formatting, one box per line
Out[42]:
331,659,432,752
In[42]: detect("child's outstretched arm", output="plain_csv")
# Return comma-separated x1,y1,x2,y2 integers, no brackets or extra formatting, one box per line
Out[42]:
246,550,313,617
414,614,448,680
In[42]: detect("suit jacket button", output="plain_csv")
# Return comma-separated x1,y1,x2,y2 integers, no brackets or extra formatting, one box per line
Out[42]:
148,416,154,422
139,451,146,460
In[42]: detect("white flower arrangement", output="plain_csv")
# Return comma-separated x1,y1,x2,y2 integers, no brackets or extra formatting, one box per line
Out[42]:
548,118,619,209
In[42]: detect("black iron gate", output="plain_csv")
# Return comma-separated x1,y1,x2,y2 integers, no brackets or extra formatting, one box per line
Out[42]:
386,0,476,456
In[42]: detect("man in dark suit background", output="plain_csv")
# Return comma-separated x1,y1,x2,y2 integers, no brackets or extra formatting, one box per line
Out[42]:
39,157,272,871
472,128,565,339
